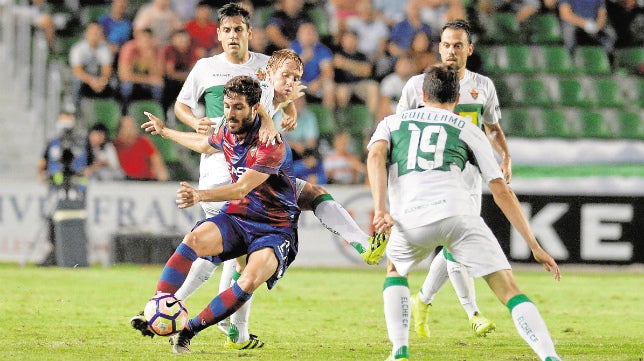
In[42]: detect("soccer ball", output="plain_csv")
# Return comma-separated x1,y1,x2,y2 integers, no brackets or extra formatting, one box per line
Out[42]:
143,293,188,336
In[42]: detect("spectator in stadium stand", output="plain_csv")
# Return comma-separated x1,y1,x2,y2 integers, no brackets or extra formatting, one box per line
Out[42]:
160,29,200,117
184,1,221,57
328,0,358,37
132,0,183,47
388,0,433,58
332,30,379,118
373,0,409,26
559,0,618,56
417,0,465,39
289,22,336,109
97,0,132,58
275,97,320,160
265,0,312,53
376,55,414,120
324,131,366,185
69,22,114,114
83,122,125,181
171,0,199,21
293,147,327,185
480,0,541,24
409,30,440,74
117,27,164,113
113,115,168,181
345,0,390,63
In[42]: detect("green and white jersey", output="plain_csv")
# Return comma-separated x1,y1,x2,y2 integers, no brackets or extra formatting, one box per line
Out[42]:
176,51,269,216
368,107,503,229
396,70,502,210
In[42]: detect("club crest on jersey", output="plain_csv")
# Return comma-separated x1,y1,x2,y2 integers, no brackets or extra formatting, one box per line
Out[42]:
255,68,266,81
469,89,479,100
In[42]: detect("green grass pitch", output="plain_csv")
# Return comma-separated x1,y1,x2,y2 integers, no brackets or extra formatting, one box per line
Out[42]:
2,263,642,361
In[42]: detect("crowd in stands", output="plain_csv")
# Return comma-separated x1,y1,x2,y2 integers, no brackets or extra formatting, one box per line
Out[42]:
33,0,644,186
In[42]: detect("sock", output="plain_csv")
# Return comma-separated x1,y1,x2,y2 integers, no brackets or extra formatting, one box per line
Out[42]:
187,281,252,334
175,257,218,301
229,269,252,343
219,259,236,293
383,277,410,360
507,294,560,361
312,194,369,255
157,243,198,294
419,249,449,304
445,256,479,318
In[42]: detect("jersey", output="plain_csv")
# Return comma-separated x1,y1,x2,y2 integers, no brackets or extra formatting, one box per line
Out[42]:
396,69,502,210
176,51,270,216
367,107,503,230
208,115,299,228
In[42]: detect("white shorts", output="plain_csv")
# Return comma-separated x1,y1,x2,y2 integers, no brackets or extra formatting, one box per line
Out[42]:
386,215,511,278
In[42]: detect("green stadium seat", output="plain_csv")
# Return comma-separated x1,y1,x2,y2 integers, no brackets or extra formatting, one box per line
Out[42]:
593,78,624,108
501,108,537,137
307,103,336,139
614,48,644,74
526,14,563,44
127,100,164,126
556,78,593,107
579,110,614,138
574,46,611,75
86,98,122,137
253,6,274,27
636,79,644,108
617,111,644,139
151,135,180,162
541,109,576,138
483,12,521,44
475,46,501,74
80,4,110,26
497,46,537,74
308,6,331,37
492,76,514,107
540,46,576,75
516,77,552,107
345,104,373,137
50,35,81,64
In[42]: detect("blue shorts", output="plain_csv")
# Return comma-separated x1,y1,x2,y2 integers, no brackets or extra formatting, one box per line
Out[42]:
193,213,298,289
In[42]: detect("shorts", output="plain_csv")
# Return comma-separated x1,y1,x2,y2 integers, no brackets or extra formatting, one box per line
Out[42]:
194,213,298,289
386,215,511,278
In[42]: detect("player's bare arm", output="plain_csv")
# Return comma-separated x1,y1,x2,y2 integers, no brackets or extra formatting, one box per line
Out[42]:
484,122,512,183
257,104,282,145
488,178,560,280
279,81,307,131
367,139,395,234
176,169,269,208
142,111,216,155
174,101,210,133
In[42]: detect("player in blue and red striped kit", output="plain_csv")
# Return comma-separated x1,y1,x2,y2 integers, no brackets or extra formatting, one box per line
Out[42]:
134,75,300,353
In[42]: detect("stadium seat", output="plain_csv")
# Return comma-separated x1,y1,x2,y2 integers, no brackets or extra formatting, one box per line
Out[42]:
483,12,521,44
127,100,164,126
80,4,110,26
476,46,501,74
501,108,537,137
308,6,331,37
50,35,81,64
614,47,644,74
540,46,576,75
526,14,563,44
492,76,514,107
151,135,180,162
345,104,373,137
541,109,576,138
556,78,593,107
515,77,552,107
617,111,644,139
307,103,336,139
579,110,614,138
574,46,611,75
593,78,624,108
496,46,537,74
85,98,122,137
253,6,274,27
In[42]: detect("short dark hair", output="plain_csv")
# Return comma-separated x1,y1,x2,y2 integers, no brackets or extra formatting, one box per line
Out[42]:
422,64,460,104
217,3,251,28
441,19,472,44
223,76,262,106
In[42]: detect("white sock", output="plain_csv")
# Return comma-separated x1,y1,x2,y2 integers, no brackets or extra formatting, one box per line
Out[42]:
446,259,479,318
383,277,410,360
174,257,217,301
230,294,252,343
219,259,236,293
420,250,449,304
509,295,560,361
313,199,370,254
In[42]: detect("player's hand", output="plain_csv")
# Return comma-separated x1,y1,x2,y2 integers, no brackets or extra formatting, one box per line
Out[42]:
280,112,298,131
142,112,165,136
501,157,512,184
531,246,561,281
372,209,394,234
195,118,218,135
176,181,201,208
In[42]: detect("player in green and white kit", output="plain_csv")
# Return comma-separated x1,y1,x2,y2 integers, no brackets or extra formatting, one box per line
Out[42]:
396,19,511,337
368,64,562,361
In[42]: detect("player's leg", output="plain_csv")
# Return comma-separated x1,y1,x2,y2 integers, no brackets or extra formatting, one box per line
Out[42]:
297,181,387,264
216,258,237,334
484,270,562,361
174,257,219,301
383,259,410,361
224,256,263,349
412,248,444,337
